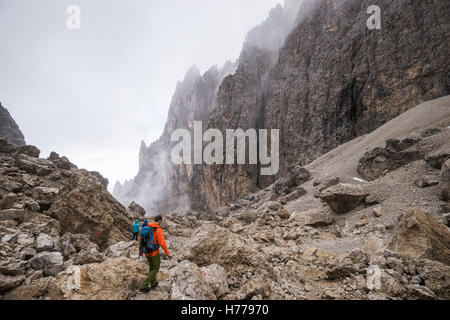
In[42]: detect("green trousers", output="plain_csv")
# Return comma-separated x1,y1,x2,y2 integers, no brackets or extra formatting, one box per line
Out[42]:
141,253,160,289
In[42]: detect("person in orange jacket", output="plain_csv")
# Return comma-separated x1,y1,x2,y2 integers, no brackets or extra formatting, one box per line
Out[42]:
139,215,171,293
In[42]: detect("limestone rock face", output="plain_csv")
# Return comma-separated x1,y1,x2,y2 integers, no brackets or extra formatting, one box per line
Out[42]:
391,209,450,265
116,0,450,214
320,184,367,214
0,103,26,146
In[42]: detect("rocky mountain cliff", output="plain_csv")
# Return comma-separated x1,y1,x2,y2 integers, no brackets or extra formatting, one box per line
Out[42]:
114,0,450,214
0,103,26,146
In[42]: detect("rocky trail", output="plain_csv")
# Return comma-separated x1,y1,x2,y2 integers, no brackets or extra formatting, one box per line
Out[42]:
1,96,449,300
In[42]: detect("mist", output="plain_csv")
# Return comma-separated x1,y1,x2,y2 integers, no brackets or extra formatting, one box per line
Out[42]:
0,0,282,190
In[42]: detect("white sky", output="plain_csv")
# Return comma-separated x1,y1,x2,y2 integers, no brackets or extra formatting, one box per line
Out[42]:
0,0,281,190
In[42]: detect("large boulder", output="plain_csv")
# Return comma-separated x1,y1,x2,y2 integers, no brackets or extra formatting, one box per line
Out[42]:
177,224,273,281
0,274,25,294
127,201,146,218
391,209,450,265
4,257,147,300
441,159,450,202
35,233,54,253
320,184,367,214
289,208,334,227
47,174,132,249
170,260,216,300
200,264,229,298
30,252,64,277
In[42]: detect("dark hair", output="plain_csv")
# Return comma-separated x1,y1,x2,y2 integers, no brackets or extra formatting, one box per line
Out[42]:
155,215,163,222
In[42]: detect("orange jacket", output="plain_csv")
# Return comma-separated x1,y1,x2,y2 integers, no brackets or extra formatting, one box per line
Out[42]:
139,222,170,257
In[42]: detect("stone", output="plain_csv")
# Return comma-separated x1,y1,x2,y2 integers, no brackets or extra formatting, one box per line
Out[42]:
17,233,35,246
320,184,367,214
0,274,25,294
0,209,24,221
200,264,229,298
2,233,18,244
16,145,40,158
425,149,450,169
127,201,146,217
233,279,271,300
319,177,340,192
415,177,439,188
373,207,384,217
441,159,450,201
73,248,104,265
31,187,59,206
301,247,318,262
391,209,450,265
0,193,17,209
20,247,36,260
30,252,64,277
0,260,26,276
35,233,54,252
170,260,216,300
176,224,273,280
289,208,334,228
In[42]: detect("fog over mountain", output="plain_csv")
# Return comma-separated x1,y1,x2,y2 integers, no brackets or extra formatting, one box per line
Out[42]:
0,0,281,189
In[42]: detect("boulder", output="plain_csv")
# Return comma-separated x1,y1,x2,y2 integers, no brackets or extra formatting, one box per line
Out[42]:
390,209,450,265
17,233,34,246
289,209,334,228
415,177,439,188
107,241,137,259
200,264,229,298
425,149,450,169
31,187,59,207
441,159,450,201
0,209,24,222
35,233,54,252
16,145,40,158
319,177,340,192
177,224,273,280
0,274,25,294
0,260,26,276
20,247,36,260
320,184,367,214
169,260,216,300
47,174,132,249
30,252,64,277
0,193,17,210
7,257,147,300
358,137,425,181
127,201,146,218
73,248,104,265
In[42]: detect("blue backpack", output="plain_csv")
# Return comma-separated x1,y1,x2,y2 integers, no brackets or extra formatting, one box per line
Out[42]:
140,226,160,254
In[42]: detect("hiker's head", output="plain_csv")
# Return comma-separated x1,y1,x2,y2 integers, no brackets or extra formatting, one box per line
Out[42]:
135,219,139,224
143,220,148,227
155,215,163,223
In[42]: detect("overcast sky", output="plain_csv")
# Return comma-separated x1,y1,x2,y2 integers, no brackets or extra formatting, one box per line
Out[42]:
0,0,281,190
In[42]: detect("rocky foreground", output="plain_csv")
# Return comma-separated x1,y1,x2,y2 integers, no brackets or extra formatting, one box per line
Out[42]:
1,97,449,300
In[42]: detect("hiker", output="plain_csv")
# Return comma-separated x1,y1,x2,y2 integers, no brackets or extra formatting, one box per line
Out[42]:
132,219,140,241
139,215,170,293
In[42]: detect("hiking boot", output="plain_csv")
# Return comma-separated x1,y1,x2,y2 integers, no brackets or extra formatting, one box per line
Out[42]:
139,287,151,293
151,282,159,289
